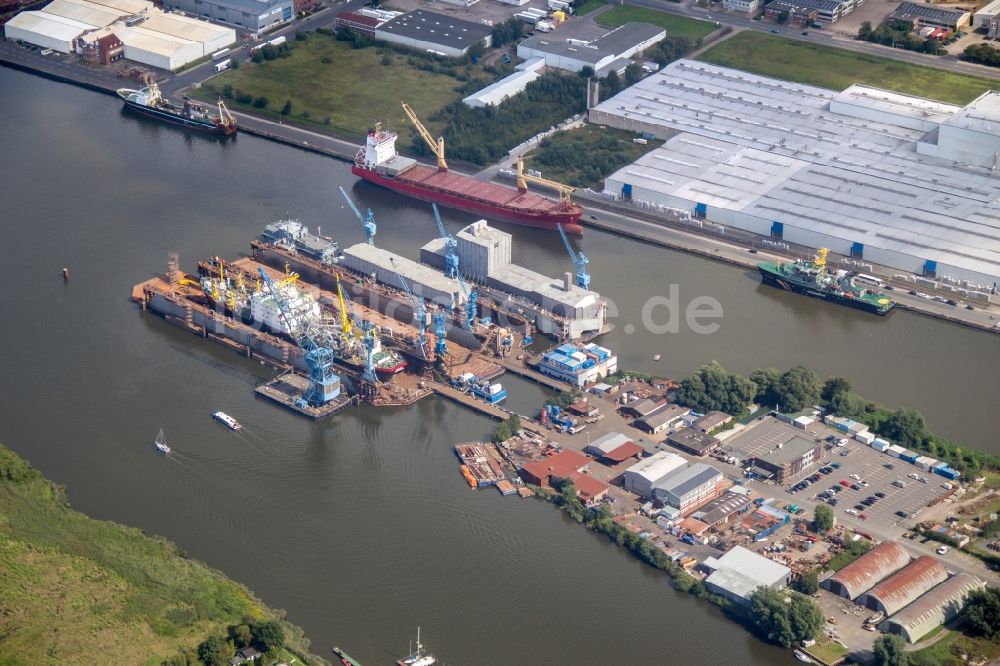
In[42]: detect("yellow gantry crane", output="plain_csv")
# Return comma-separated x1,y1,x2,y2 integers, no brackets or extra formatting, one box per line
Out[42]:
516,156,575,205
401,101,447,171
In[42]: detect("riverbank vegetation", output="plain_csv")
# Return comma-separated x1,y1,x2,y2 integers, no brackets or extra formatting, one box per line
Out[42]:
526,125,662,190
0,443,324,666
697,31,995,105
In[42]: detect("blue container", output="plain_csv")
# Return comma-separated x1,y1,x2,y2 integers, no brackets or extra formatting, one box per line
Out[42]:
900,451,919,464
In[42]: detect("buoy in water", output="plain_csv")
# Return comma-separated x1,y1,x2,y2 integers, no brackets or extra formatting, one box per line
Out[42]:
62,268,69,281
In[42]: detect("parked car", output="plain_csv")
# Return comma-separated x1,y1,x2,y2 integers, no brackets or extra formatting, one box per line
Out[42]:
875,492,887,498
854,504,866,511
936,545,949,555
885,463,895,469
851,484,861,491
846,508,860,516
895,510,909,518
831,463,842,469
850,473,861,480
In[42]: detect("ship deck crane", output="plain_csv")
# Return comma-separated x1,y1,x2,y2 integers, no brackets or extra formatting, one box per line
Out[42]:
335,275,354,343
389,257,428,360
257,267,340,406
557,222,590,290
401,101,447,171
516,156,575,206
340,186,376,245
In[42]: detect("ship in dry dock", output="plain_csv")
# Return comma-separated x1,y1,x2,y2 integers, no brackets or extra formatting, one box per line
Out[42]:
351,103,584,234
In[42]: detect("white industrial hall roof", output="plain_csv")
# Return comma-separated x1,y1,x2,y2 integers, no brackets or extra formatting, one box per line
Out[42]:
594,59,1000,283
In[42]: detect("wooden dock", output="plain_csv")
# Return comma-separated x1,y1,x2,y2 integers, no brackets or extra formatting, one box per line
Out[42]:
429,381,509,421
494,356,568,391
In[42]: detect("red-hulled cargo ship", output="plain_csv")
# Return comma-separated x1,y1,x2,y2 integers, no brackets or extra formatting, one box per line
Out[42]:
351,124,584,234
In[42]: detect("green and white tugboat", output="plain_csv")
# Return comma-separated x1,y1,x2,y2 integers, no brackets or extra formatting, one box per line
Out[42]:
757,248,896,316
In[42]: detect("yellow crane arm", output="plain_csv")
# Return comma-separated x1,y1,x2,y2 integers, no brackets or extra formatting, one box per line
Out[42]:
516,157,575,204
335,276,353,340
401,101,447,170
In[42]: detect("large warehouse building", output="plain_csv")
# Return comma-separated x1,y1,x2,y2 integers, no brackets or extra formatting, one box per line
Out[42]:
703,545,790,605
622,450,685,498
824,541,910,599
516,22,665,74
881,573,985,643
341,243,464,307
163,0,292,33
592,59,1000,287
860,555,948,616
4,0,234,68
374,9,491,58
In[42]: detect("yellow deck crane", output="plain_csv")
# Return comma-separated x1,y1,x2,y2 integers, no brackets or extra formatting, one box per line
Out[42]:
516,156,575,205
401,101,447,171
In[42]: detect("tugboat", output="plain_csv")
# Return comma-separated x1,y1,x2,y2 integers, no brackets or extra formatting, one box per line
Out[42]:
396,628,436,666
117,78,237,136
153,428,171,455
212,411,242,431
757,248,896,315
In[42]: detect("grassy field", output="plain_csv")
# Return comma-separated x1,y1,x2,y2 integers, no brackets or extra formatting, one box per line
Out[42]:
0,443,324,666
908,628,1000,666
199,35,493,140
804,638,848,664
573,0,606,16
528,124,662,189
697,31,997,105
596,5,716,41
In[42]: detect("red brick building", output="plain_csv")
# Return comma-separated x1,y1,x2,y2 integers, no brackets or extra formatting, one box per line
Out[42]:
76,31,124,65
335,11,380,37
518,449,609,502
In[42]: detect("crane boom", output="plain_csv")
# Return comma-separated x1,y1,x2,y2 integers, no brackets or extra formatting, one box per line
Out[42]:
401,101,447,171
389,257,427,359
340,186,376,245
557,223,590,289
335,275,353,341
432,203,459,279
516,156,574,204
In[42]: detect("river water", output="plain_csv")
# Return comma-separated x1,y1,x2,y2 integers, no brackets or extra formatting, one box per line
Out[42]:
2,67,998,665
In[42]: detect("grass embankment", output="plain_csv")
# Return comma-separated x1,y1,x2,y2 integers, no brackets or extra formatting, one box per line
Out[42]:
0,443,324,666
697,31,996,105
199,35,488,140
572,0,606,16
528,124,662,189
596,5,716,41
805,638,848,664
908,628,1000,666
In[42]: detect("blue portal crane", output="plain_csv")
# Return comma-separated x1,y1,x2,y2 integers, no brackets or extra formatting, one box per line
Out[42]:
389,257,427,360
257,268,341,406
557,222,590,290
341,293,379,385
433,311,447,357
432,203,459,279
431,203,476,328
340,186,376,245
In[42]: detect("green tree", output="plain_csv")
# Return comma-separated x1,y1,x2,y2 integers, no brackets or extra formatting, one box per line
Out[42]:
252,96,269,109
250,619,285,652
604,69,622,96
774,365,821,412
492,414,521,443
813,504,834,533
624,62,643,86
197,635,232,666
281,99,293,116
794,569,819,595
858,20,873,40
231,623,253,648
962,587,1000,639
883,408,926,449
821,376,852,403
579,65,595,79
676,361,756,415
830,391,866,420
748,588,822,647
873,634,908,666
751,367,781,407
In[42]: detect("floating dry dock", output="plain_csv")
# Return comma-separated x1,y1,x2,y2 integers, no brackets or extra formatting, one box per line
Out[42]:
255,372,355,420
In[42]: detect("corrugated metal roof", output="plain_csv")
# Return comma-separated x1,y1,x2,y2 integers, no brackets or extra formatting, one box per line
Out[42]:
654,462,722,499
624,451,686,482
864,555,948,616
585,432,632,454
830,541,910,599
884,573,984,642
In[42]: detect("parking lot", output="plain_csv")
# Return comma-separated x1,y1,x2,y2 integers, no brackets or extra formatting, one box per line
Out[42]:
725,417,949,534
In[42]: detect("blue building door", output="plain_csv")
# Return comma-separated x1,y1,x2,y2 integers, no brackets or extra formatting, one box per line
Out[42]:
851,242,864,259
695,202,707,218
923,260,937,278
622,183,632,199
771,221,784,239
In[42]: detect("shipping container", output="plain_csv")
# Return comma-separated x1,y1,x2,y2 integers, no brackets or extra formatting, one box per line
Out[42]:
213,59,231,72
900,450,919,463
934,466,960,480
855,431,875,445
915,456,938,471
887,444,906,458
268,35,287,47
211,47,231,60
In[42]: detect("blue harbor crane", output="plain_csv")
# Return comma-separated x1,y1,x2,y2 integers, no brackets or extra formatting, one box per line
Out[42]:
389,257,428,360
433,312,447,357
257,268,341,407
431,203,476,328
432,203,459,279
342,294,379,386
557,222,590,290
340,186,376,245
